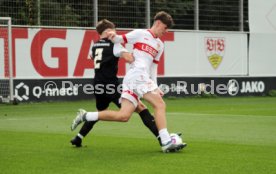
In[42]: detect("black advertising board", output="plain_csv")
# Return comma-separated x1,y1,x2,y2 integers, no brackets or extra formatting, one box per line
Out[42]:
13,77,276,102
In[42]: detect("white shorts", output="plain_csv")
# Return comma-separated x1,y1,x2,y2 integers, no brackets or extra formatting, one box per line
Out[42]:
121,68,158,107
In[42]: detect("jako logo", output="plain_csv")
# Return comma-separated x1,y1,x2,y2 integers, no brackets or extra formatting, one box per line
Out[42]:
240,81,265,93
227,80,265,96
15,82,29,101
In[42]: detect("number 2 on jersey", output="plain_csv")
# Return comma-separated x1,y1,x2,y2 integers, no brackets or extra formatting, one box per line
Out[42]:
94,48,103,69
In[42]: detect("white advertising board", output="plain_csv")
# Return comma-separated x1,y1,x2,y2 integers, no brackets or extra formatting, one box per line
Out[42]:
0,28,247,79
249,0,276,76
165,31,247,76
249,0,276,33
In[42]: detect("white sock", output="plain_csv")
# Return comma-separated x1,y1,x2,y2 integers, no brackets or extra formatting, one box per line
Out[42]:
159,128,171,145
85,112,99,121
77,133,84,139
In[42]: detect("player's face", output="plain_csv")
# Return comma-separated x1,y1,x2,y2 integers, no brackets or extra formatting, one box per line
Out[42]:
103,28,116,35
155,21,168,38
102,28,116,38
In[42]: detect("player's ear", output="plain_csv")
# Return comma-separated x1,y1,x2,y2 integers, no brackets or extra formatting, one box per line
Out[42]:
155,20,161,26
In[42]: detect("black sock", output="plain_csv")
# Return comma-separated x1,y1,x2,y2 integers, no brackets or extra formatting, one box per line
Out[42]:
139,109,161,146
78,121,98,137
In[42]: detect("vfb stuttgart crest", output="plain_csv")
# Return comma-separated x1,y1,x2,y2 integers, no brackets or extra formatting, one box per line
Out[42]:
205,37,225,69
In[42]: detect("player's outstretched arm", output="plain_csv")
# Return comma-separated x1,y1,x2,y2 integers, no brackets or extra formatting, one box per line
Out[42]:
107,31,123,43
114,43,134,63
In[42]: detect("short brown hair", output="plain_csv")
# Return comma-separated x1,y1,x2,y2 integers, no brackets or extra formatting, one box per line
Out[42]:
154,11,174,28
96,19,115,35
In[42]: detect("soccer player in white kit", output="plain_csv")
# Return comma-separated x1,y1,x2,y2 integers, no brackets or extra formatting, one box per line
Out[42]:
71,11,186,152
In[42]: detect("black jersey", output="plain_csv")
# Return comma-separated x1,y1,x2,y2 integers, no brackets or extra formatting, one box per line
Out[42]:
91,38,121,84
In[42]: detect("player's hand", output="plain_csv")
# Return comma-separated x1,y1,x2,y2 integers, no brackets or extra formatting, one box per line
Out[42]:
121,52,134,63
157,88,164,97
128,53,135,63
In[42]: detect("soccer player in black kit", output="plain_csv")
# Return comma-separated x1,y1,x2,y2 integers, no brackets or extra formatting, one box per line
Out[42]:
70,19,161,147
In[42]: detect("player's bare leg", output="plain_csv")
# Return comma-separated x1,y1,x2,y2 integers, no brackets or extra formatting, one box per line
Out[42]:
71,100,135,130
71,99,139,131
143,89,167,130
136,101,161,145
70,92,184,152
143,89,184,152
97,99,136,122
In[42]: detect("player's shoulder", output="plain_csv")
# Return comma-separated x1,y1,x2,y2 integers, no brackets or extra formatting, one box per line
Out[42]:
99,38,113,44
135,29,146,32
156,38,164,46
130,29,147,34
92,38,113,48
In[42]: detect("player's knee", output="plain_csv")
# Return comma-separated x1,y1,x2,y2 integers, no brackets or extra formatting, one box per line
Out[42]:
118,112,131,122
138,103,146,110
120,115,131,122
136,102,146,113
153,99,166,110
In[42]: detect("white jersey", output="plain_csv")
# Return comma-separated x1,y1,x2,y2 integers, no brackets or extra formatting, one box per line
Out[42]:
115,29,164,106
121,29,164,77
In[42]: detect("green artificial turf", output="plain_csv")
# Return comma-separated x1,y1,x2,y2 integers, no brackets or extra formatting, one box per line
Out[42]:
0,97,276,174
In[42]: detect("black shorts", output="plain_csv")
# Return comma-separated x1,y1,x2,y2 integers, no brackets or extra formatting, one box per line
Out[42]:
94,83,122,111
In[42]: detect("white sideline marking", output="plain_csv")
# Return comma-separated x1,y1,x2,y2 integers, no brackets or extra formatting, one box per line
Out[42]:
0,112,275,122
168,112,276,117
0,116,68,121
